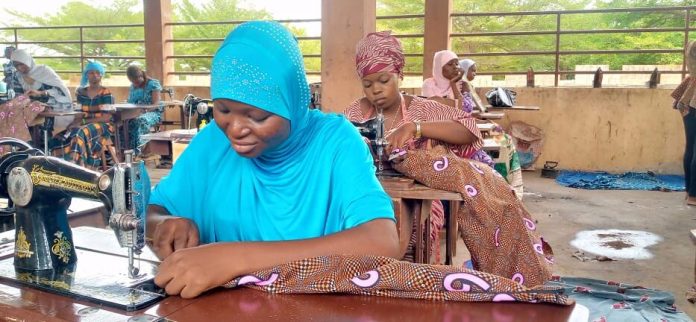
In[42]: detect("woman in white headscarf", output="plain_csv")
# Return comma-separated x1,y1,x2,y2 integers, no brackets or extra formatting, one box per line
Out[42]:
421,50,463,100
10,49,72,111
458,58,486,113
459,58,525,198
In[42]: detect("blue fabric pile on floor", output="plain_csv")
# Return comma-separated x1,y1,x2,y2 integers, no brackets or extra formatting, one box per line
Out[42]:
556,171,685,191
547,277,693,322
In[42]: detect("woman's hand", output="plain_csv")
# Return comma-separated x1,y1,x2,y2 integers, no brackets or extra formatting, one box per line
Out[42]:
149,216,200,260
154,243,237,299
449,69,464,83
25,89,46,97
386,121,417,152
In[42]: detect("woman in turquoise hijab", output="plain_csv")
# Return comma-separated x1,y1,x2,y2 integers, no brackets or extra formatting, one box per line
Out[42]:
148,21,399,298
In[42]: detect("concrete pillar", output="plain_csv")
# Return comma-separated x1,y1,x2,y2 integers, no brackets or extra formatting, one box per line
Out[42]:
423,0,452,79
321,0,376,113
143,0,174,85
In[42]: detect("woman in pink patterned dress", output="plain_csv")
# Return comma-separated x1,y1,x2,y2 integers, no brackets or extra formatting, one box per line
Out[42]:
344,31,484,263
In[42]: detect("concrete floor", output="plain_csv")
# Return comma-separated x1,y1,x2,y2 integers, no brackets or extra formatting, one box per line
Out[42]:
445,171,696,319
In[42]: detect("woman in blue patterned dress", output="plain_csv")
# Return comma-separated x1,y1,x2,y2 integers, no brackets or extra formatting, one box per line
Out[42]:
126,64,162,154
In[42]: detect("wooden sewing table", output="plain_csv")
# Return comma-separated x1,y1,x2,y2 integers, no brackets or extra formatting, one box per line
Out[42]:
0,226,579,321
485,104,541,111
380,178,463,265
98,104,161,155
34,110,85,155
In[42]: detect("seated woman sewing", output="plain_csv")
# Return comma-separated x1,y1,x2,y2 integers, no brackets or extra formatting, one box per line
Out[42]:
126,64,162,155
10,49,72,111
147,21,399,299
344,31,553,284
52,60,116,168
345,33,485,262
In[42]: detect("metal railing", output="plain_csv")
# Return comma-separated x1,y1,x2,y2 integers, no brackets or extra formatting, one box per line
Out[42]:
164,18,322,76
450,6,695,86
0,24,145,75
1,6,693,86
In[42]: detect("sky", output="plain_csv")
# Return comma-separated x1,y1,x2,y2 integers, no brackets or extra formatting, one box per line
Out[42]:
0,0,322,34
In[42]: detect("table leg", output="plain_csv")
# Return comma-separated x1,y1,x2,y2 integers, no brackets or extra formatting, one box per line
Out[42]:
112,121,122,161
446,201,459,265
414,201,423,264
179,105,186,130
421,201,432,264
41,116,54,155
123,119,131,152
43,129,48,155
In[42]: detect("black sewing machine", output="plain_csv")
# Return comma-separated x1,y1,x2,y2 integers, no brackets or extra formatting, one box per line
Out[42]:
0,137,164,311
351,111,402,177
183,93,213,131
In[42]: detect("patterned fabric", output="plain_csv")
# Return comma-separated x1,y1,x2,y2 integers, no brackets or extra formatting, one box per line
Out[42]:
392,145,554,286
345,96,483,262
52,122,115,167
52,86,115,167
549,277,691,322
0,95,45,155
672,76,695,117
422,50,458,98
127,78,162,154
149,21,395,243
460,91,524,197
343,97,484,262
127,78,162,106
674,41,696,117
223,256,569,305
355,31,405,79
344,96,483,158
75,86,114,118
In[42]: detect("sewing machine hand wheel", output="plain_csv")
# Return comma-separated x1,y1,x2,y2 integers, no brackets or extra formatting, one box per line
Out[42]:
0,137,43,215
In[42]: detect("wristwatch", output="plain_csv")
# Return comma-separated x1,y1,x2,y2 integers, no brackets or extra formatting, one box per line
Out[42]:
414,121,422,139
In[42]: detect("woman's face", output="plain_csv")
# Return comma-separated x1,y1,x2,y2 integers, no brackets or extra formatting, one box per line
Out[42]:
361,72,400,110
214,99,290,158
87,70,102,85
12,62,29,74
441,58,460,80
466,64,477,82
128,71,145,87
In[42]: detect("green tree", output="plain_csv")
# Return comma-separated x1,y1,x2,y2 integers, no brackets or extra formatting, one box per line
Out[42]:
172,0,271,74
3,0,143,76
173,0,321,74
377,0,689,78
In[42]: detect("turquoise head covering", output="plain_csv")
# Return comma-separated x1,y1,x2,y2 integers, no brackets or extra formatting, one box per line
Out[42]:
80,60,105,87
211,21,311,162
149,21,394,243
